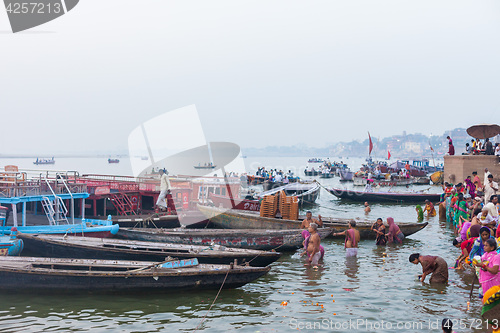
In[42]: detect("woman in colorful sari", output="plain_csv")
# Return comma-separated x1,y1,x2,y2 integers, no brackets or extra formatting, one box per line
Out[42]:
475,238,500,296
386,217,404,244
469,227,495,263
409,253,449,283
416,205,424,222
446,192,454,223
465,176,476,198
454,193,468,228
424,200,436,217
371,218,386,245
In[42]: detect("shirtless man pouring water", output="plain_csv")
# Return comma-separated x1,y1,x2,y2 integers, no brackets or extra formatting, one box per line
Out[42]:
301,211,323,229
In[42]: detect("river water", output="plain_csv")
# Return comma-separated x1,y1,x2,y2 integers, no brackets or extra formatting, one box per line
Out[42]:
0,156,491,332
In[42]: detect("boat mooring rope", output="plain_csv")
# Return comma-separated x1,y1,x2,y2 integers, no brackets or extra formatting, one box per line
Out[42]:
194,269,230,331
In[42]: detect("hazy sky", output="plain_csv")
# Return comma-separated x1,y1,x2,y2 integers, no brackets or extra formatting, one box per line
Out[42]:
1,1,499,154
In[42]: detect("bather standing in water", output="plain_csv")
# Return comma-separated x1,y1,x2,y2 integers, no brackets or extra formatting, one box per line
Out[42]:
386,217,405,244
371,217,386,245
301,211,323,228
302,223,322,268
334,220,360,257
409,253,449,283
364,202,371,214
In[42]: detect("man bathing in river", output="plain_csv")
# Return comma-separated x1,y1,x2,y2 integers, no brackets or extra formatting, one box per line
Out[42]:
364,202,371,214
333,220,360,257
301,211,323,229
302,223,321,268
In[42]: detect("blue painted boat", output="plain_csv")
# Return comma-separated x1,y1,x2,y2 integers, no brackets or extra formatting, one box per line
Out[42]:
0,172,118,237
0,208,23,256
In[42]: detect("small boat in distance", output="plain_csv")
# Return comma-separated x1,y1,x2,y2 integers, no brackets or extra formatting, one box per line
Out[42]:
194,163,216,169
108,158,120,163
308,158,324,163
33,157,55,165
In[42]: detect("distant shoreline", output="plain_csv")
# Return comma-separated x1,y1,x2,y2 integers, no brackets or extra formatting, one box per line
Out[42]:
0,155,129,159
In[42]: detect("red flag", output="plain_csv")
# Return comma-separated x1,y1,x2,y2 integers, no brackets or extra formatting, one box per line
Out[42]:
388,151,391,160
430,145,434,152
368,132,373,155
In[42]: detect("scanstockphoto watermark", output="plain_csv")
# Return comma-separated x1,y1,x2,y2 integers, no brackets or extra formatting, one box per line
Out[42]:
289,318,445,331
3,0,79,33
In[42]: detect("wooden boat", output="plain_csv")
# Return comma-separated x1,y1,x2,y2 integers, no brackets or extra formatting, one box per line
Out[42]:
325,187,441,203
33,157,55,165
116,227,311,251
304,170,320,176
353,177,413,187
430,171,444,184
0,256,271,292
0,226,23,256
194,164,216,169
262,180,284,191
247,175,266,185
0,176,119,237
19,234,281,267
339,169,354,181
197,205,427,240
108,158,120,163
412,177,431,185
319,172,334,178
209,193,260,212
257,182,320,205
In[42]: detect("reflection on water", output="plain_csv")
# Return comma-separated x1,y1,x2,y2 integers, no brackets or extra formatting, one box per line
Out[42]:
344,256,359,282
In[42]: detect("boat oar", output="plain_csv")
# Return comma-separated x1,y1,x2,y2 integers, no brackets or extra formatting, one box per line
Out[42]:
127,257,177,273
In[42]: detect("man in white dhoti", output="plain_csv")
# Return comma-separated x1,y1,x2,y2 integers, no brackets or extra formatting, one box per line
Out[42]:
156,169,171,211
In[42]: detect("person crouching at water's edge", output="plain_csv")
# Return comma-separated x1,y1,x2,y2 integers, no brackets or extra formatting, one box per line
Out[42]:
409,253,448,283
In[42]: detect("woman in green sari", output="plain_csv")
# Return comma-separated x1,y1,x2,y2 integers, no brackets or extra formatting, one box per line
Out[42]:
416,205,424,221
454,193,469,228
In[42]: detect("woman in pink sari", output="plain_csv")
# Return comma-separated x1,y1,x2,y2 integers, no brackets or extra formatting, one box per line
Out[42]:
386,217,405,244
476,238,500,295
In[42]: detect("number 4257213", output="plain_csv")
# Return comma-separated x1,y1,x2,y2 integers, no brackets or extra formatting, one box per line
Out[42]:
5,2,62,14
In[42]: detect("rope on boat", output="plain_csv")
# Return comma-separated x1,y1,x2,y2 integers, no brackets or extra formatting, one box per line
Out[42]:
246,242,288,265
194,269,230,331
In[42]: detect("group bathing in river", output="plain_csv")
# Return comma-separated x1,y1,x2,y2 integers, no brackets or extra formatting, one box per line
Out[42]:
296,167,500,331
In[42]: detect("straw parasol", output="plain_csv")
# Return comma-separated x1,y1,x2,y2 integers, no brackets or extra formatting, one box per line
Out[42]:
466,124,500,139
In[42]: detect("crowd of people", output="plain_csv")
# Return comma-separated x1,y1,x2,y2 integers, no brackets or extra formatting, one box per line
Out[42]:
464,138,500,156
255,167,297,183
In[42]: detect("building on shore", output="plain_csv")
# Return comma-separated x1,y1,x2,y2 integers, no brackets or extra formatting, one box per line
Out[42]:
444,155,500,184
